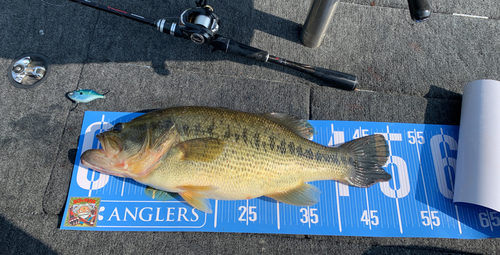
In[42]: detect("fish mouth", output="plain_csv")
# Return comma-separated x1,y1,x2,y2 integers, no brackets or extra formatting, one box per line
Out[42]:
96,132,123,158
81,128,175,179
80,149,127,177
81,132,127,177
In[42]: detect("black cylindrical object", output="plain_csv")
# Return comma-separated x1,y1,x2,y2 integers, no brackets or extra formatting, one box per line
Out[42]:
408,0,431,22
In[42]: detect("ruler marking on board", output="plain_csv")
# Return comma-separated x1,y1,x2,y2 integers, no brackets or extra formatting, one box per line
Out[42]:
386,126,403,234
88,171,96,197
214,200,218,228
364,128,372,230
331,125,344,232
335,181,342,232
455,205,463,234
365,189,372,230
485,209,494,232
307,206,311,228
440,128,463,234
277,202,280,230
246,199,249,225
415,129,433,230
121,177,126,197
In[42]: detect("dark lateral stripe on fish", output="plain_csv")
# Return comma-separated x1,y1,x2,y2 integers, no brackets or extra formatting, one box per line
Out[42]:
178,122,353,164
193,123,202,136
277,140,287,154
206,121,216,137
223,125,231,139
242,128,248,145
253,133,260,149
269,136,276,150
287,142,295,154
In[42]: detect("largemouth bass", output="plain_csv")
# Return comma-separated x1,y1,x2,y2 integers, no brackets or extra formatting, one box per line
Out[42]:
81,106,391,213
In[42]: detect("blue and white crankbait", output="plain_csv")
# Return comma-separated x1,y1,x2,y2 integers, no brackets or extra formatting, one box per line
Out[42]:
67,89,107,103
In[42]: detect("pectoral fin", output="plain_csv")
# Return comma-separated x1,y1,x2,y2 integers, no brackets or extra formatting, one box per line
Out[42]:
175,138,225,162
177,185,217,213
144,186,178,201
267,183,320,206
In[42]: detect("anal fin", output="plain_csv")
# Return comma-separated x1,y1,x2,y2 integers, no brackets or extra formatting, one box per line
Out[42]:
177,185,217,214
144,186,178,201
267,183,320,206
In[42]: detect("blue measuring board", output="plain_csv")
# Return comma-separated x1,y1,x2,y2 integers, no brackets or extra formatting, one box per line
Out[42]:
61,111,500,239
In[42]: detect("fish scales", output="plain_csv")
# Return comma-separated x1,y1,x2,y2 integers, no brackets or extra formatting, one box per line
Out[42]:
137,107,361,198
81,106,391,213
169,107,349,167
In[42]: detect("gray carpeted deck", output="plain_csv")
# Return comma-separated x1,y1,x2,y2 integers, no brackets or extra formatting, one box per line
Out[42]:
1,0,498,253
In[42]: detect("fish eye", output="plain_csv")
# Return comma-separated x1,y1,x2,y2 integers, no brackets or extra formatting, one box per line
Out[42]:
79,92,83,95
112,123,124,132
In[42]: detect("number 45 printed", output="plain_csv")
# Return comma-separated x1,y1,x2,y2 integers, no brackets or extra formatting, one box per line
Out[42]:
361,210,379,226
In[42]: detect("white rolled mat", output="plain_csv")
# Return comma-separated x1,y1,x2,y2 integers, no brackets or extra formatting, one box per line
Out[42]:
454,79,500,212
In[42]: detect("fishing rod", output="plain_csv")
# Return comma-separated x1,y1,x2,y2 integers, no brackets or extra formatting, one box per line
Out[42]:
70,0,359,91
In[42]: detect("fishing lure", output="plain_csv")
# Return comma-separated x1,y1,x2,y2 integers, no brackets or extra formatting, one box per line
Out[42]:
67,89,107,103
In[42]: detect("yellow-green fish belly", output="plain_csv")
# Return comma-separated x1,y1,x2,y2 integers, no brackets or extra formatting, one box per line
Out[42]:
137,140,315,200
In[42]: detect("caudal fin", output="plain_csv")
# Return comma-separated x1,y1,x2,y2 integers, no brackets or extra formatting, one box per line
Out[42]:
339,134,391,187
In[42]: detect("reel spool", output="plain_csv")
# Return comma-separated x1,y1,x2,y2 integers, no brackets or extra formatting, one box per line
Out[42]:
179,5,219,44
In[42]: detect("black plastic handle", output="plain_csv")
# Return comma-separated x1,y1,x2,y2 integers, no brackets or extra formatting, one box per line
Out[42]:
408,0,431,22
211,36,269,62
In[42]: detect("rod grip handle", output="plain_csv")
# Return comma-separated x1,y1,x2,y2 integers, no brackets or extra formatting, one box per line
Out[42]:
211,36,358,91
268,57,358,91
211,37,269,62
308,66,358,91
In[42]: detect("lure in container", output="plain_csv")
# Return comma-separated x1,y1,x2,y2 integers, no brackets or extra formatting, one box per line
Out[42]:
67,89,106,103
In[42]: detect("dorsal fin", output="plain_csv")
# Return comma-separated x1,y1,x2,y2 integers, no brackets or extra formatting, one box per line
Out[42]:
261,113,315,139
